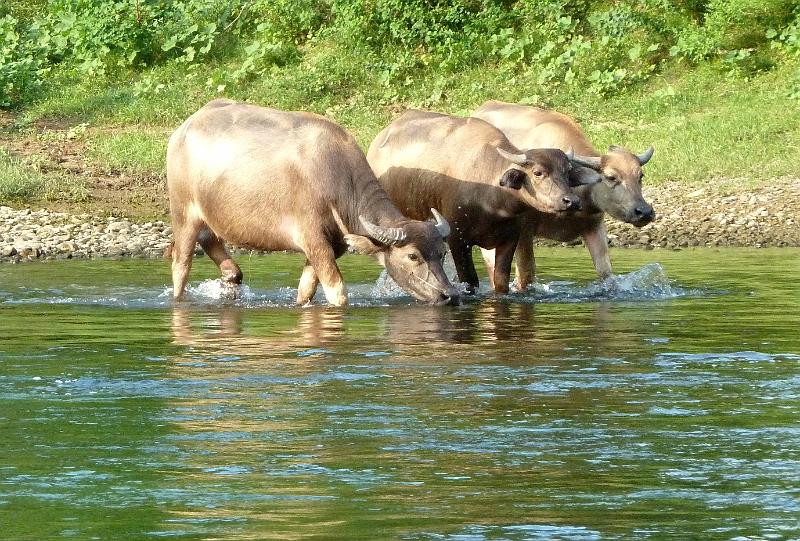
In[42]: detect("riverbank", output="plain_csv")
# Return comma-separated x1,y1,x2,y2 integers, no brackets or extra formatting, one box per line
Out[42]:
2,177,798,263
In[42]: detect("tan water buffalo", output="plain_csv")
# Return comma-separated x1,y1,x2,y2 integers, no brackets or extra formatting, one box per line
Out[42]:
367,109,600,295
472,100,655,288
166,99,460,306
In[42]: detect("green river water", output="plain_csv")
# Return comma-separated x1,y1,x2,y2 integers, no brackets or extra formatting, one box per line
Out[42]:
1,247,798,540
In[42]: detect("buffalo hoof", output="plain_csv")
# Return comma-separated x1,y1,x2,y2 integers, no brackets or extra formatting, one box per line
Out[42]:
218,280,241,301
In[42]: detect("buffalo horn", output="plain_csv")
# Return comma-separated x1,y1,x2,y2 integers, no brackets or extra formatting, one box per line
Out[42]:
570,153,602,170
359,216,407,246
430,208,450,238
496,147,528,165
637,146,655,165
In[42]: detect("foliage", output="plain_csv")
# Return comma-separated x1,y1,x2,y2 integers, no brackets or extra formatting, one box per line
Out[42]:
768,7,800,98
0,15,50,106
1,0,800,107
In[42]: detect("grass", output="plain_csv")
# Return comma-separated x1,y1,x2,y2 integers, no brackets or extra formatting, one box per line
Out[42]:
0,148,88,203
8,41,800,201
86,130,169,176
573,63,800,185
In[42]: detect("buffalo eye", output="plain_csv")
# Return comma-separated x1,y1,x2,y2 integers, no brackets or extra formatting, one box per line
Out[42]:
407,253,419,262
605,174,618,184
532,170,544,177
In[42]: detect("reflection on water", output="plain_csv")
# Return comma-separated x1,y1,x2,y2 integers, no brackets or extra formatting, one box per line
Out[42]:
0,248,799,540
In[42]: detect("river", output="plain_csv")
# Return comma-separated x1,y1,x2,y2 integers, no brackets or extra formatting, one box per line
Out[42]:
1,247,798,540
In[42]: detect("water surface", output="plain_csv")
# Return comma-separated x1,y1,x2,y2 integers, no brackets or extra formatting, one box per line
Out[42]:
1,248,798,540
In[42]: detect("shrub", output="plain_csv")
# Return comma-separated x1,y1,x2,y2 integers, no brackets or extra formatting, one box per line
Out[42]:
2,0,800,107
0,15,51,106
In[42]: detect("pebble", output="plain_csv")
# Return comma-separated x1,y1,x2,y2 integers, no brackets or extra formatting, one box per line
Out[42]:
0,207,172,262
1,178,799,263
599,180,800,250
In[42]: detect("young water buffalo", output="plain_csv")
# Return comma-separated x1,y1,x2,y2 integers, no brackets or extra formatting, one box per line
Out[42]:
166,99,460,306
472,100,655,288
367,109,599,294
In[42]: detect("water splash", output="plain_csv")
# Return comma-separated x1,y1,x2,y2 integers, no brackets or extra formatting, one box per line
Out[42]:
183,279,255,303
376,262,704,304
528,263,705,303
1,261,706,308
370,271,409,299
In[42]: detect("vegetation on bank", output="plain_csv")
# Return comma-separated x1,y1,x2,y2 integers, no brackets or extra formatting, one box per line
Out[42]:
1,0,800,210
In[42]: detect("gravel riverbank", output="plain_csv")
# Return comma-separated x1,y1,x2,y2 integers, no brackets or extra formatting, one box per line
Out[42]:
1,180,799,263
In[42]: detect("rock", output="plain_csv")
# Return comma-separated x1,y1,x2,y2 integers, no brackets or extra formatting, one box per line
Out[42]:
57,241,77,253
16,245,41,258
106,220,131,232
1,179,799,263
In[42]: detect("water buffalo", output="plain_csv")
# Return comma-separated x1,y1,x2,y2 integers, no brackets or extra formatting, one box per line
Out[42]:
166,99,460,306
367,109,599,295
473,100,655,288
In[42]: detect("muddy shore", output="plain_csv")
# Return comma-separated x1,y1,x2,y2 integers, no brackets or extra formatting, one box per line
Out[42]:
1,178,798,264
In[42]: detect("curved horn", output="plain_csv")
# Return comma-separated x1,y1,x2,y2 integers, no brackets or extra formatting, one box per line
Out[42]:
637,146,654,165
496,146,528,165
359,216,407,246
430,208,450,238
569,153,602,170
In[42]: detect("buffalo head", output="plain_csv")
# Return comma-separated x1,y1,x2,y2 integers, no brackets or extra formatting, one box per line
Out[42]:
345,209,460,306
496,147,598,214
571,145,656,226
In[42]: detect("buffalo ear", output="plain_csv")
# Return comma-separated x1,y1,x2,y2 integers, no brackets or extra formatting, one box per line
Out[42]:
499,168,527,190
345,234,382,255
569,165,602,186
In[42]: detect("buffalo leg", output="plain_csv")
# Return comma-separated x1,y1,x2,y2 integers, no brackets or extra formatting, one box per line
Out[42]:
170,215,203,300
296,259,320,305
301,244,347,306
583,223,613,279
479,247,496,290
198,228,243,285
493,240,517,294
449,239,479,294
513,228,536,290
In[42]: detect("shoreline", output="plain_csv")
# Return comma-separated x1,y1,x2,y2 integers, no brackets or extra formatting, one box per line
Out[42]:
1,180,799,263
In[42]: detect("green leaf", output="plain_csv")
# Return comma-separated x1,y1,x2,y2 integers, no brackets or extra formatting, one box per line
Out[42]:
245,41,261,56
162,35,177,52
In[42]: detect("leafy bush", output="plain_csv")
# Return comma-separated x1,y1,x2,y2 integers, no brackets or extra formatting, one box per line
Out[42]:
0,15,49,106
2,0,800,107
670,0,797,62
44,0,247,72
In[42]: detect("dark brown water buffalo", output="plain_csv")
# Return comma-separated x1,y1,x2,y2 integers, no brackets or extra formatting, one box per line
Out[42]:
473,100,655,288
367,109,599,294
166,99,460,306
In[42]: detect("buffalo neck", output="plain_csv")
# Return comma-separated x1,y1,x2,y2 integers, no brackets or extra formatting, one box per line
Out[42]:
349,169,409,233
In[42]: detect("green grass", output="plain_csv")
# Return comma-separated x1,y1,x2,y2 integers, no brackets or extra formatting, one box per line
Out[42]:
13,42,800,191
570,62,800,185
86,130,169,176
0,148,89,203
